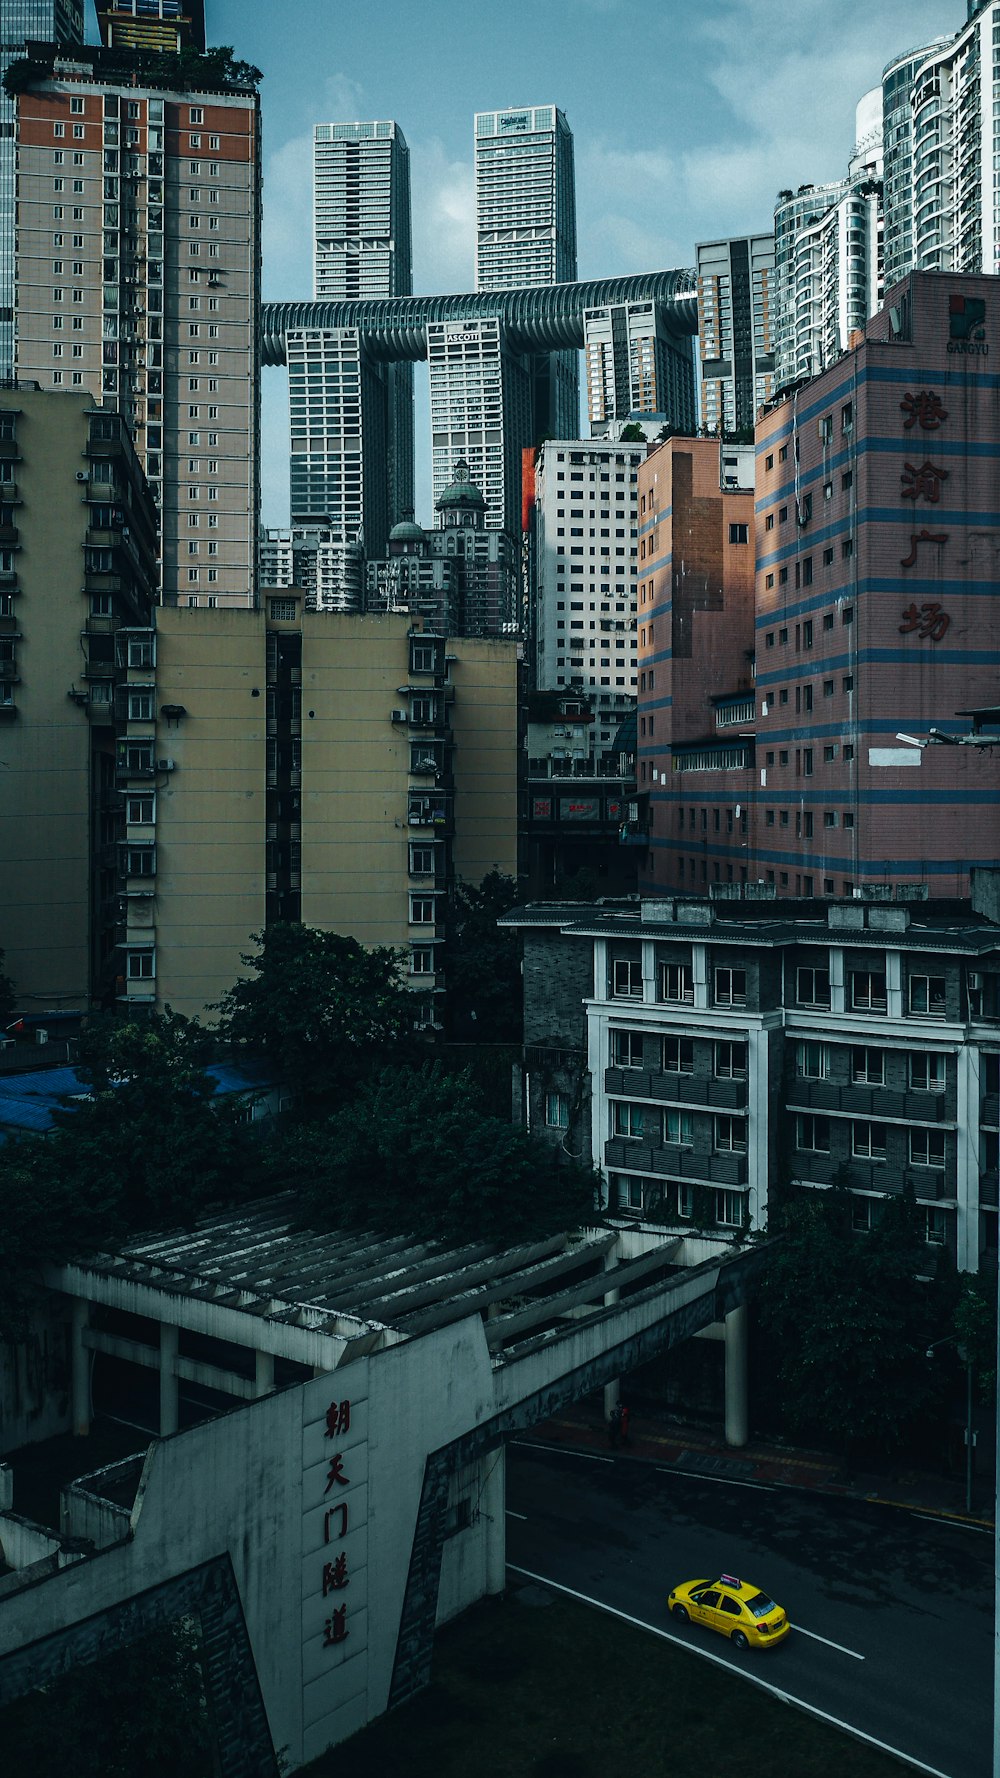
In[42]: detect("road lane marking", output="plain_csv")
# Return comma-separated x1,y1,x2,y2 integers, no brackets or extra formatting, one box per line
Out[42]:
511,1440,614,1464
656,1466,774,1493
792,1624,864,1660
505,1509,527,1520
505,1566,953,1778
910,1512,993,1536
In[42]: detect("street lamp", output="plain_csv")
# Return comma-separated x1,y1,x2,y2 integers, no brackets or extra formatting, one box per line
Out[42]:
926,1335,974,1515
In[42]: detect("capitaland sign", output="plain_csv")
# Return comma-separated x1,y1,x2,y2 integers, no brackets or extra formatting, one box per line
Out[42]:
499,112,531,130
947,293,988,355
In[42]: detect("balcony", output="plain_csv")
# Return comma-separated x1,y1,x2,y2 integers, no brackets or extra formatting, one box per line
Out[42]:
605,1068,747,1110
789,1079,951,1122
604,1137,748,1187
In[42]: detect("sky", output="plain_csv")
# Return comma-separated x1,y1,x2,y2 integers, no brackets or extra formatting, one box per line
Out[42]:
197,0,968,528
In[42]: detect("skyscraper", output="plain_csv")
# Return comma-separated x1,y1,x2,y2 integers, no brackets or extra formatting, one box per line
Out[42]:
289,120,414,552
462,104,579,521
880,38,948,289
584,301,696,435
695,235,775,435
93,0,205,50
0,0,84,379
901,2,1000,275
13,40,261,606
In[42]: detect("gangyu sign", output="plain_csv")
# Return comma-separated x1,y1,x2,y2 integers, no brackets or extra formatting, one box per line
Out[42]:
947,293,987,356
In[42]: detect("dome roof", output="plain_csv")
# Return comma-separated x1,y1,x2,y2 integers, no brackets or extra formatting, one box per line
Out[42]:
436,458,485,511
389,517,426,542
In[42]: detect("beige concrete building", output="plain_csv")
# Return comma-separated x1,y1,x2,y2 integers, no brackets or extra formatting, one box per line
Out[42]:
0,385,158,1015
146,602,519,1022
13,44,260,608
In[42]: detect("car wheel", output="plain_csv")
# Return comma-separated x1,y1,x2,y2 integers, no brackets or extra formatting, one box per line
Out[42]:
671,1604,689,1623
731,1630,749,1651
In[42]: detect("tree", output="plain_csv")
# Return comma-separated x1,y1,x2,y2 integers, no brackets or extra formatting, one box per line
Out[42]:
291,1063,598,1244
0,946,15,1027
618,422,647,443
446,871,522,1042
215,923,413,1105
757,1189,946,1452
953,1271,997,1402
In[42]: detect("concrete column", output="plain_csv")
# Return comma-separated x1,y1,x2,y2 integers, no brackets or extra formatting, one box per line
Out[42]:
746,1027,769,1231
71,1298,90,1437
641,939,657,1004
724,1303,749,1448
956,1045,981,1272
159,1323,179,1437
0,1463,13,1510
603,1246,621,1423
254,1348,275,1398
886,950,903,1020
482,1449,506,1596
593,938,608,1002
692,942,708,1009
828,946,845,1014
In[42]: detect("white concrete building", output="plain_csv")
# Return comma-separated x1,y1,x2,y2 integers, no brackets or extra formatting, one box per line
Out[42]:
584,300,695,436
0,1200,761,1770
695,236,775,434
532,438,643,762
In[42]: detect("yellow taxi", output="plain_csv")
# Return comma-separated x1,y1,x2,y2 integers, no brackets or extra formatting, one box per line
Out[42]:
667,1573,790,1650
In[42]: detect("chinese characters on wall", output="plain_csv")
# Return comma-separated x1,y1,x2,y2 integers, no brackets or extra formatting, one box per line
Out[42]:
898,392,951,639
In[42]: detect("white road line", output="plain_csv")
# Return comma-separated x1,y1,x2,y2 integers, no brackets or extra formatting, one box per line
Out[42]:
505,1509,527,1520
511,1440,614,1465
505,1567,955,1778
911,1512,993,1536
656,1466,774,1493
793,1624,864,1661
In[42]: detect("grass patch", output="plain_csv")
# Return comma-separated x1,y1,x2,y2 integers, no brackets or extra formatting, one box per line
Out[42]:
306,1588,905,1778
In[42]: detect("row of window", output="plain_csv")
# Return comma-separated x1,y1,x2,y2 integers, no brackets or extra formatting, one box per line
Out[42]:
610,957,957,1018
612,1104,746,1150
796,1115,947,1167
613,1175,746,1228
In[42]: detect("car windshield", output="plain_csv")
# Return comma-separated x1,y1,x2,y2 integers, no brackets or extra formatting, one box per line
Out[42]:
745,1591,777,1617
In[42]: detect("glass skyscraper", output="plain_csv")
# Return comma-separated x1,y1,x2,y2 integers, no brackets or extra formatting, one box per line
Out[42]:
0,1,84,378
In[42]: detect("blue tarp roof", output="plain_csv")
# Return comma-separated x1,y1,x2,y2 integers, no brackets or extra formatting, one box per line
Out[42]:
0,1059,279,1134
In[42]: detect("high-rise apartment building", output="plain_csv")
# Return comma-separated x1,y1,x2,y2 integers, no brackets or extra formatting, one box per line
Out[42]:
772,93,883,393
695,236,775,434
530,437,643,762
93,0,205,50
470,105,579,496
259,524,364,613
286,326,391,554
427,316,533,538
0,1,84,380
13,41,261,607
309,120,413,531
583,300,696,436
903,1,1000,275
881,38,949,289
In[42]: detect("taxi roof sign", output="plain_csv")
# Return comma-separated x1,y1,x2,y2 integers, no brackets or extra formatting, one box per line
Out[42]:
719,1574,741,1587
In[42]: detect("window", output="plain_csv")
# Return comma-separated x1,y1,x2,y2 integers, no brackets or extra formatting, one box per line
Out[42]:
409,896,436,924
127,689,154,722
545,1092,570,1129
662,1035,694,1074
715,1040,747,1078
909,975,947,1019
909,1052,945,1092
612,1030,644,1069
841,402,853,435
409,843,435,875
663,1108,694,1146
796,1041,829,1079
714,967,747,1007
729,523,748,544
127,951,155,980
851,970,886,1011
852,1197,877,1234
797,965,830,1008
613,1102,646,1140
715,1115,746,1153
127,795,154,824
716,1190,744,1228
910,1128,946,1168
852,1046,884,1085
612,957,643,998
123,844,155,877
660,962,693,1003
853,1122,887,1159
797,1114,830,1152
268,597,297,621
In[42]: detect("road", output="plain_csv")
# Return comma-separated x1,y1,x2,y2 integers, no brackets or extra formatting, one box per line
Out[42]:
506,1441,994,1778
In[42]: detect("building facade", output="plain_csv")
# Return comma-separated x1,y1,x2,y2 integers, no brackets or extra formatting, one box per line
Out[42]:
507,885,1000,1273
286,326,392,554
13,41,261,606
904,1,1000,277
0,386,159,1015
259,525,365,614
92,0,205,50
880,37,950,290
308,119,413,536
427,316,533,538
696,235,775,435
583,300,696,436
530,437,643,765
0,0,84,380
634,437,757,896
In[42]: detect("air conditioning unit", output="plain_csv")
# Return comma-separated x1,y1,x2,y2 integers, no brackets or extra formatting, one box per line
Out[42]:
75,471,87,483
391,709,407,724
156,758,174,772
969,972,983,990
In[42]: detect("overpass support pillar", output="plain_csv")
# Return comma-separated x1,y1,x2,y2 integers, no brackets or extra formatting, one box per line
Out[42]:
724,1303,748,1447
482,1448,506,1595
71,1299,90,1437
159,1323,179,1437
602,1248,621,1425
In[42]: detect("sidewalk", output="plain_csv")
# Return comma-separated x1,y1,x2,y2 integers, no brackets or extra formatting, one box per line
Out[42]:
531,1399,996,1528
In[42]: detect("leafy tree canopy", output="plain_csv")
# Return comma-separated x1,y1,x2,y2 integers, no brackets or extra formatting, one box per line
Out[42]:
758,1189,946,1451
290,1063,599,1244
618,422,647,442
953,1270,998,1401
446,871,522,1042
215,923,413,1104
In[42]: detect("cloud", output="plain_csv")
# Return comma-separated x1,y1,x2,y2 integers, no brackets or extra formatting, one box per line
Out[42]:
410,136,475,294
261,70,370,302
